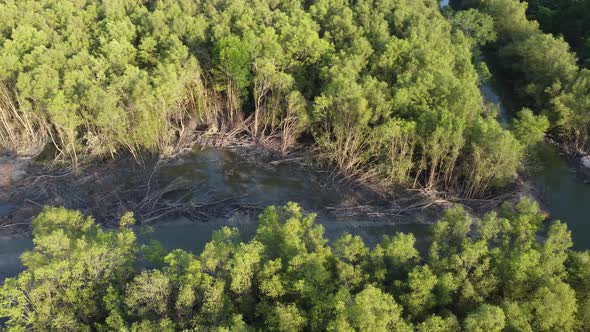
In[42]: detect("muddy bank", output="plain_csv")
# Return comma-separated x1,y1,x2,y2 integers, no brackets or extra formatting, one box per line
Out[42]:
0,145,440,279
0,145,445,239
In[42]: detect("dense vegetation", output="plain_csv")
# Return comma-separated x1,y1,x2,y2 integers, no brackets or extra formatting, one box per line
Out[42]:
2,2,589,331
453,0,590,155
0,0,538,197
524,0,590,68
1,201,589,331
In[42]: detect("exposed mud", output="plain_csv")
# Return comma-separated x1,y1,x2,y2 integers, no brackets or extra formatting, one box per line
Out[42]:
0,145,447,239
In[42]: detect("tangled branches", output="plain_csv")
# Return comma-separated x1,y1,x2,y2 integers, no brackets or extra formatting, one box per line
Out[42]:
2,156,254,234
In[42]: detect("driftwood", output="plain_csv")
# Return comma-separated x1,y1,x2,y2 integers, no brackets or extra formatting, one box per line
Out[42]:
326,185,518,220
326,199,445,219
1,155,262,235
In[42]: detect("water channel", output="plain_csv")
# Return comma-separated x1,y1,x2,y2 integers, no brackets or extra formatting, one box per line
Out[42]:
441,0,590,248
3,87,588,282
484,78,590,250
0,148,433,280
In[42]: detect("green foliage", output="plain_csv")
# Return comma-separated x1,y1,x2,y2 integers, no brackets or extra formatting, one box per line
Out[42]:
455,0,590,154
0,207,137,330
335,285,407,331
126,270,171,318
2,201,589,330
524,0,590,68
0,0,524,197
463,304,505,332
511,108,550,149
0,0,206,158
213,35,252,106
451,9,497,46
464,117,523,197
417,315,460,332
567,251,590,330
552,69,590,152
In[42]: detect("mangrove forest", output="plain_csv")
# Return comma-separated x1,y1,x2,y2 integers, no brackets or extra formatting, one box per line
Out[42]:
1,0,590,331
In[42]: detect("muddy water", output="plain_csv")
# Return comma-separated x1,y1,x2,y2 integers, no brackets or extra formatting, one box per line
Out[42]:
151,148,433,252
0,148,432,280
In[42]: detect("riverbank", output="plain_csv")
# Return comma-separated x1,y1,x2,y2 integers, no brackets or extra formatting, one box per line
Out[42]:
0,142,448,240
0,114,553,244
0,143,442,280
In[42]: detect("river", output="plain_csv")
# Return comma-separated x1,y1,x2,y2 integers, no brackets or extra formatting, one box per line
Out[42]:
2,93,589,281
3,108,588,282
0,148,433,280
530,144,590,249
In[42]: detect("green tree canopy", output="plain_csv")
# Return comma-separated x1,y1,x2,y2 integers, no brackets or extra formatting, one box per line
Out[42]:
0,0,524,198
1,200,587,330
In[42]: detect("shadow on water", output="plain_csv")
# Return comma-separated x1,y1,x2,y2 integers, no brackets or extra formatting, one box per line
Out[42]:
141,147,434,258
0,203,30,280
0,237,31,280
157,148,354,212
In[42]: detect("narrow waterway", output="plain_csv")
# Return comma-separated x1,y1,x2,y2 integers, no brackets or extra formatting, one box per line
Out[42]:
528,146,590,249
482,76,590,249
0,148,433,280
441,0,590,251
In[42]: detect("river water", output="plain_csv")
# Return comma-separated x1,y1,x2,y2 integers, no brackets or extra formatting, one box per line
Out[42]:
0,149,432,280
530,144,590,249
3,107,587,282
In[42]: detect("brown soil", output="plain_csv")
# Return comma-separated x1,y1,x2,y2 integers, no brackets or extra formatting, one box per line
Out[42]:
0,163,15,187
